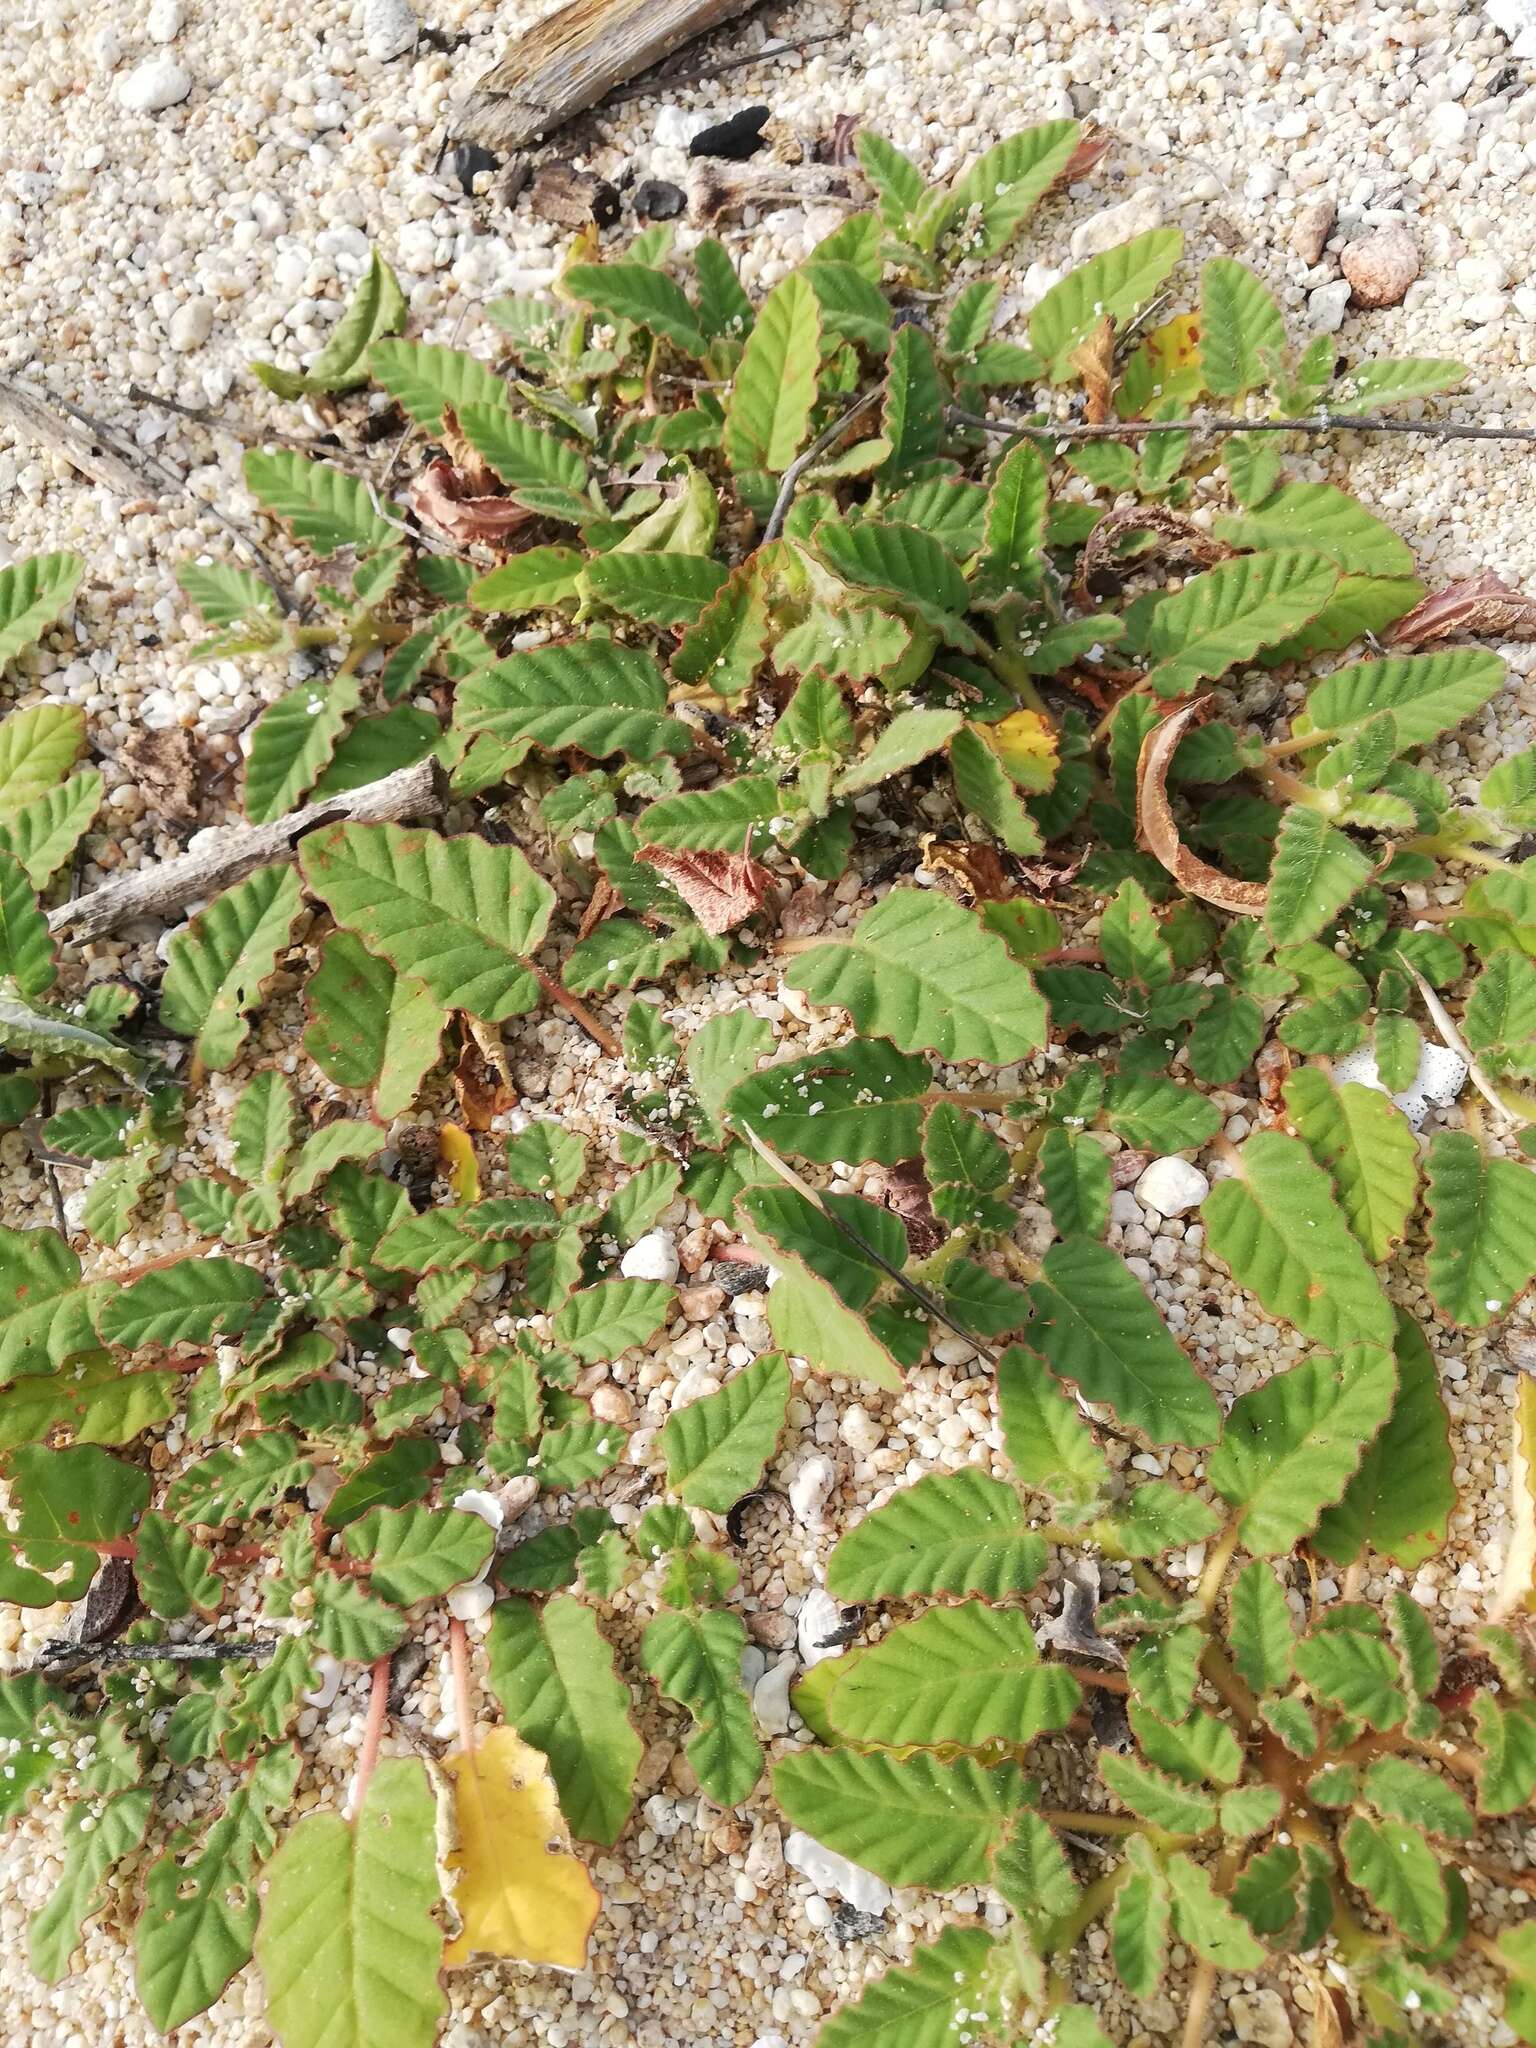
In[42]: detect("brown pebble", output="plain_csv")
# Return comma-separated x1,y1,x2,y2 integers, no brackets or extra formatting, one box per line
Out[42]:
1340,225,1419,308
1291,196,1335,266
747,1609,796,1650
678,1283,727,1322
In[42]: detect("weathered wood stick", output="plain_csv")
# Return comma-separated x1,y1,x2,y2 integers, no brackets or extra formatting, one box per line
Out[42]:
50,758,446,943
0,374,165,499
453,0,759,152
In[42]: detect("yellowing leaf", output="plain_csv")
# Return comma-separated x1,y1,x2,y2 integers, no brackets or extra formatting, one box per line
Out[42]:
442,1727,601,1971
439,1123,480,1204
986,710,1059,794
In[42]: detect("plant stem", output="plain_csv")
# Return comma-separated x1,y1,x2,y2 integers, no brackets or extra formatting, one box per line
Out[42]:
449,1615,476,1757
762,388,882,543
1042,1862,1128,1957
1181,1961,1218,2048
349,1656,391,1818
532,964,622,1060
1037,1807,1142,1836
1195,1522,1242,1618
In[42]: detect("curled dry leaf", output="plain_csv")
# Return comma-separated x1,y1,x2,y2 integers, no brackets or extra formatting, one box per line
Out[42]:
1387,569,1536,648
1135,696,1268,918
1254,1040,1292,1117
439,406,500,497
410,459,536,549
1068,317,1115,426
1076,502,1232,599
442,1725,601,1971
880,1157,947,1259
635,844,773,935
1057,129,1113,184
452,1023,516,1131
918,834,1012,905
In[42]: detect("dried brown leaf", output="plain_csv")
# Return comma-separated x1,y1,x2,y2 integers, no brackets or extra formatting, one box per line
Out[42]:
635,845,772,935
919,834,1012,905
410,458,536,549
880,1158,947,1260
1068,317,1115,425
453,1022,516,1131
1387,569,1536,648
1135,696,1268,917
1076,504,1232,601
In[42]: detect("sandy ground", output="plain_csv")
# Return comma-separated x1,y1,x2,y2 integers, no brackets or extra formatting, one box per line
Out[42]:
4,0,1536,2043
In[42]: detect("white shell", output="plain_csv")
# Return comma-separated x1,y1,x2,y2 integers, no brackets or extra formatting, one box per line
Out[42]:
783,1831,892,1914
1133,1156,1211,1217
620,1230,680,1284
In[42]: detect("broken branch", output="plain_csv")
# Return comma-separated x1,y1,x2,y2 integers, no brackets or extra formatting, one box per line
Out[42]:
952,405,1536,447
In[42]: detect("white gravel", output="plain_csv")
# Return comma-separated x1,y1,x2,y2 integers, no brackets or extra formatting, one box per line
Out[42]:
4,1,1536,2045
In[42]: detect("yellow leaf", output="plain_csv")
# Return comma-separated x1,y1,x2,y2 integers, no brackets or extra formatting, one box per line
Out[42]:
1127,312,1204,410
439,1122,479,1204
985,710,1059,795
442,1727,601,1970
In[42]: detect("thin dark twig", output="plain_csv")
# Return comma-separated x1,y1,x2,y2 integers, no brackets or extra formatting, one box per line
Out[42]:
604,25,846,104
762,388,882,543
951,405,1536,447
37,1636,277,1673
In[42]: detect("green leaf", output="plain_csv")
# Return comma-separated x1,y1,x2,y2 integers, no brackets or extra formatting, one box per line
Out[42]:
1294,1617,1406,1730
660,1350,790,1510
1025,1236,1222,1447
824,1601,1081,1748
367,337,504,432
1102,1752,1217,1834
98,1258,264,1349
1129,1703,1243,1789
1266,804,1375,946
1475,1694,1536,1816
1110,1483,1221,1558
1111,1852,1170,1999
997,1341,1110,1504
724,271,821,475
254,1757,445,2048
814,520,976,645
301,929,444,1119
0,849,54,998
30,1786,154,1982
243,449,397,557
0,770,102,888
457,640,691,762
1037,1126,1111,1240
1216,482,1415,579
311,1572,408,1661
1203,1129,1395,1351
136,1745,299,2031
160,864,305,1070
342,1504,494,1604
133,1509,221,1620
1199,258,1285,398
1166,1852,1267,1968
1283,1067,1418,1261
785,887,1047,1064
0,552,84,669
0,1232,93,1378
817,1926,1000,2048
1480,745,1536,831
1315,1311,1455,1568
583,549,727,626
504,1120,588,1198
553,1278,671,1362
949,725,1045,857
1465,951,1536,1075
724,1040,927,1165
1341,1815,1447,1948
564,261,708,356
1304,646,1506,751
469,545,583,616
1331,357,1466,415
880,324,945,477
735,1200,904,1393
163,1432,310,1525
486,1594,641,1844
300,821,554,1025
1099,876,1173,987
1101,1073,1222,1153
454,405,591,521
255,250,405,396
831,707,962,798
242,673,361,824
642,1605,762,1806
924,1098,1013,1230
981,437,1049,586
1207,1344,1397,1553
944,121,1080,259
772,1750,1027,1888
671,550,774,696
0,701,84,807
827,1468,1047,1601
283,1121,386,1202
1425,1130,1536,1328
1030,229,1185,375
1363,1756,1472,1839
232,1068,294,1185
1147,549,1339,698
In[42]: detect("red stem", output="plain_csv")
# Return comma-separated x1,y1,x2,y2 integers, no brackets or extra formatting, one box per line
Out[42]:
533,965,622,1060
349,1657,391,1817
449,1616,475,1757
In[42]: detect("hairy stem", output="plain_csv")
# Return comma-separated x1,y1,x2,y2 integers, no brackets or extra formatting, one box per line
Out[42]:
449,1615,476,1757
1180,1961,1218,2048
349,1656,391,1817
532,964,623,1060
1195,1522,1242,1618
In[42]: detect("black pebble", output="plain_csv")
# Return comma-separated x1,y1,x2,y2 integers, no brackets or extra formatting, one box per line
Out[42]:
688,106,770,161
441,139,500,196
634,177,687,220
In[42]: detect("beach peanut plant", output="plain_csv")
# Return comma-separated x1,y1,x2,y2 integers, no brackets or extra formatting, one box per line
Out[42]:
1,115,1535,2046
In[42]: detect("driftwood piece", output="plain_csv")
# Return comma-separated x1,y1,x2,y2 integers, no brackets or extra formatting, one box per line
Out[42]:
686,156,867,221
453,0,758,152
0,374,165,498
50,759,446,943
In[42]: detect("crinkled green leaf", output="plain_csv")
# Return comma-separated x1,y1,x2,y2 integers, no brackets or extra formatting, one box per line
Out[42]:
827,1468,1047,1601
